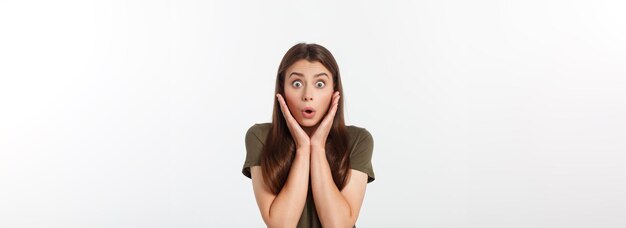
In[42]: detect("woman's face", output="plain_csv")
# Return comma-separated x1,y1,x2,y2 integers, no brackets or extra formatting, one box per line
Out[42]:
283,59,335,128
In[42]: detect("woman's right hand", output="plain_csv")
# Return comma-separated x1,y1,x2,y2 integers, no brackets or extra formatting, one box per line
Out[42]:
276,94,310,150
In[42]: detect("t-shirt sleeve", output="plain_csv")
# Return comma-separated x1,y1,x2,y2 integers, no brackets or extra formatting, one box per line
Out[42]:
350,128,375,183
242,124,264,179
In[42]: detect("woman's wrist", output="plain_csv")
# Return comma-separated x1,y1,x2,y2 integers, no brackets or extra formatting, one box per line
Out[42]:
310,144,326,152
296,145,311,153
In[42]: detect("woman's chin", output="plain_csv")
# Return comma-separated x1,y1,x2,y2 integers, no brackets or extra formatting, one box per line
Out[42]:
298,118,319,127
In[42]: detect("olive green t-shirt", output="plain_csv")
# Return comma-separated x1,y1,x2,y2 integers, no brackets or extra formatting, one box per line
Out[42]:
242,123,375,228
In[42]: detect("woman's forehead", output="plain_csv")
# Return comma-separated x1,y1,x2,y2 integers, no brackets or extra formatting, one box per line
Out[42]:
286,59,331,77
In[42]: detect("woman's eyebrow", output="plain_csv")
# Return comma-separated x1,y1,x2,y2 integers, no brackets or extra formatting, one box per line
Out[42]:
289,72,329,78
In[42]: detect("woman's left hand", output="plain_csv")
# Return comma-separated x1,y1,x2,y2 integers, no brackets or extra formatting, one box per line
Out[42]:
310,91,340,149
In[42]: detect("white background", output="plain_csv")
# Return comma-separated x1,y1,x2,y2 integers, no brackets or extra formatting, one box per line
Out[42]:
1,0,625,227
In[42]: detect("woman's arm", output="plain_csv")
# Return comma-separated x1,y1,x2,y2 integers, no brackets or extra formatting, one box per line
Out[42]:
310,146,368,228
250,147,310,228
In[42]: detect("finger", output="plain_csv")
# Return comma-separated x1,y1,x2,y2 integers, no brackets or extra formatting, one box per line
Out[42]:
276,94,298,124
328,92,339,108
329,92,340,109
321,95,340,127
332,91,340,102
277,94,309,143
331,95,340,115
276,94,292,119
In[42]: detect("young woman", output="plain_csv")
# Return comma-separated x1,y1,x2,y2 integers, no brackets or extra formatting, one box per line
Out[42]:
242,43,375,228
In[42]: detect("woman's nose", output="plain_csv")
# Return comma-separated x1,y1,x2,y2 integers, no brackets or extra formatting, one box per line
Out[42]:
302,86,313,101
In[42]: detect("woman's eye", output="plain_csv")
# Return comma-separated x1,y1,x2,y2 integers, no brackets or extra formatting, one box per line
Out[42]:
292,81,303,88
315,81,325,88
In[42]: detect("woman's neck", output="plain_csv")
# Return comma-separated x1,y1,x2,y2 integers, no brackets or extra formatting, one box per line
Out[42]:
302,123,319,137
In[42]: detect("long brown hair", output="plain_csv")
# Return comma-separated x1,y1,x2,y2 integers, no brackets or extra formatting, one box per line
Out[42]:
260,43,350,194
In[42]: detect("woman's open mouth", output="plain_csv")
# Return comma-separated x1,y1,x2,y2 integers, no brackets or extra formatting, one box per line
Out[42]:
302,106,316,119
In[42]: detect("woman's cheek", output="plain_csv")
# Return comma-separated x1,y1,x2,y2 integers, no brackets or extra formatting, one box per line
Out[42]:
288,103,298,117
